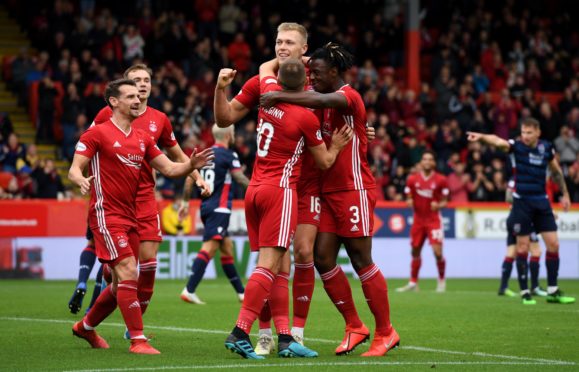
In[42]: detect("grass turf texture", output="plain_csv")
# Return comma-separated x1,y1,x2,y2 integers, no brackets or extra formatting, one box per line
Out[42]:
0,278,578,371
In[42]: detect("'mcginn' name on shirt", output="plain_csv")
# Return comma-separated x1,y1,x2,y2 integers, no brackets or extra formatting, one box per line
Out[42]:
262,107,285,120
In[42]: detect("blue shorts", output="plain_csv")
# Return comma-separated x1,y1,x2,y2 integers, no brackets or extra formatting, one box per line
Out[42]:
510,198,557,236
201,212,231,242
506,209,539,245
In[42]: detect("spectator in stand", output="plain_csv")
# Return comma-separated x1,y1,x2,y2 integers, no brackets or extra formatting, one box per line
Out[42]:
492,89,519,140
0,171,18,199
36,75,58,144
218,0,241,45
62,83,85,160
123,25,145,62
468,162,494,201
472,65,489,95
228,32,251,74
537,101,561,142
15,166,35,199
568,153,579,202
0,133,26,173
447,162,470,202
554,126,579,169
489,171,508,202
32,159,64,199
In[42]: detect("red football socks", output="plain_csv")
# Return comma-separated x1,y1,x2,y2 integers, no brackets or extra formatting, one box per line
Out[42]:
138,259,157,315
358,263,392,336
269,272,291,335
410,257,422,283
320,265,363,328
117,280,145,339
85,285,117,328
292,262,315,328
236,267,275,334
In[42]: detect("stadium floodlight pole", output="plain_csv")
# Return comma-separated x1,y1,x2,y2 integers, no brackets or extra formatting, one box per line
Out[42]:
405,0,420,93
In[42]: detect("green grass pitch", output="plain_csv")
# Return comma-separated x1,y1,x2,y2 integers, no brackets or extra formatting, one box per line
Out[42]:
0,278,578,371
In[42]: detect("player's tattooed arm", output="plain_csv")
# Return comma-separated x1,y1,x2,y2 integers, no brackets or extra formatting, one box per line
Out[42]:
466,132,510,152
549,158,571,211
261,90,348,110
231,170,250,190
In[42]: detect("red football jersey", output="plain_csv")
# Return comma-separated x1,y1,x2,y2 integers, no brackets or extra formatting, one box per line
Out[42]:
93,106,178,202
235,73,322,195
405,172,449,222
75,121,163,229
250,76,323,189
320,85,375,193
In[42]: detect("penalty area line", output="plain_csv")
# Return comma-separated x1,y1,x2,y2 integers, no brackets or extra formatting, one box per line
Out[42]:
0,316,574,366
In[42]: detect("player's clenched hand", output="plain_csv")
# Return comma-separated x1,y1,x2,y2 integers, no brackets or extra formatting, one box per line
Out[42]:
332,125,353,150
79,175,94,195
196,177,212,197
259,92,279,108
178,200,189,223
431,201,440,211
466,131,483,142
366,125,376,141
217,68,236,89
189,148,215,170
561,195,571,212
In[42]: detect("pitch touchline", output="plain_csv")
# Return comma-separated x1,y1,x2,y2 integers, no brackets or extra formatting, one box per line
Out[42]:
0,316,575,366
62,361,572,372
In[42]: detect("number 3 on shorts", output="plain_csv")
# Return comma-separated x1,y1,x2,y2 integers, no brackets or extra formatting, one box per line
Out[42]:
349,205,360,223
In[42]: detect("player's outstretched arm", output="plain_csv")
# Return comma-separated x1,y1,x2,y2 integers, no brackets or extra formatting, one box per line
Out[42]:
214,68,249,127
466,131,510,152
68,154,93,195
150,148,214,179
231,170,250,190
308,125,353,170
166,144,211,197
260,90,348,110
549,157,571,212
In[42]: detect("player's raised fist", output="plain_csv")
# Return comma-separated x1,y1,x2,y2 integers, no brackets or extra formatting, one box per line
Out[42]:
466,131,483,142
189,148,215,170
217,68,237,89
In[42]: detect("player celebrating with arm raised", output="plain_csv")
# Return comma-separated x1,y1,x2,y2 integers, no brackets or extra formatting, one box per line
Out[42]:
467,118,575,305
397,150,449,293
179,124,250,304
260,42,399,357
224,58,352,360
68,79,213,354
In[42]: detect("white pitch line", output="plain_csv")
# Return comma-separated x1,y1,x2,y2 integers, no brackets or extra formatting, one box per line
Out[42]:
0,316,575,367
62,361,569,372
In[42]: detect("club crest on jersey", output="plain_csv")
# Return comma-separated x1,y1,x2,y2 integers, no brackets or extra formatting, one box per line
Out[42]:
149,121,157,132
316,130,322,140
538,143,545,154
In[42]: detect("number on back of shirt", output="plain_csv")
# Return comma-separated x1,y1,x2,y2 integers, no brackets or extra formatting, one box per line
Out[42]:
201,168,215,194
257,119,274,157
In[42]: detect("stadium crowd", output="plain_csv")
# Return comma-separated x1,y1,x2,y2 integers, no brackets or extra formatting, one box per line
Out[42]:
0,0,578,202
